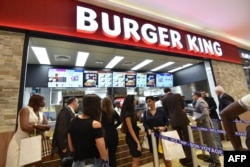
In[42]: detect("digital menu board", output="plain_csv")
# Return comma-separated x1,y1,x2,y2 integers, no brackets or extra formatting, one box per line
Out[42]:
146,73,156,87
98,71,112,87
48,68,83,87
83,71,98,87
113,72,125,87
156,73,173,87
136,73,147,87
125,72,136,87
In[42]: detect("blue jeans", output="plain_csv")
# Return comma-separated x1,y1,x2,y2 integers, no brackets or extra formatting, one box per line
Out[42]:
72,158,102,167
211,119,223,150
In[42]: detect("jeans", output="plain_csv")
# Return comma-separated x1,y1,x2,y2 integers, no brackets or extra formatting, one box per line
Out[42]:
72,158,102,167
211,119,223,150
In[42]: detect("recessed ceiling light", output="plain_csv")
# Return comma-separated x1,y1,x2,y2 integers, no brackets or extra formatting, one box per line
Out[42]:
131,59,153,70
105,56,124,69
76,51,89,67
31,46,50,65
151,62,175,71
168,63,193,73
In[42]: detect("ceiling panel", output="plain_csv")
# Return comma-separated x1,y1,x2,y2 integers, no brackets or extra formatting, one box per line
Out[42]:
28,37,202,72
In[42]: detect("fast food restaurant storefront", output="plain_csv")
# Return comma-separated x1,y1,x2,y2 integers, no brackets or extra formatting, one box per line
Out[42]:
0,0,249,166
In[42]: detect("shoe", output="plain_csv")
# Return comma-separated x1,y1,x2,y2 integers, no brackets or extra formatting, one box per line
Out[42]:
202,157,214,163
208,163,221,167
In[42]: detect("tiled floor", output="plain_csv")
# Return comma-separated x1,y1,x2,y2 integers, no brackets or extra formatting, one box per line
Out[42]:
140,139,245,167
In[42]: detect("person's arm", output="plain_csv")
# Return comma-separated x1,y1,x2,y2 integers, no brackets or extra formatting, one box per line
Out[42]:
67,133,74,152
220,102,246,150
55,109,70,152
34,113,50,132
125,117,141,151
93,121,108,161
195,102,209,121
19,107,37,134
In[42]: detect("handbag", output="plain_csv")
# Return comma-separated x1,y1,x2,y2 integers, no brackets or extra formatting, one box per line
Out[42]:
158,137,164,154
142,134,149,149
19,129,42,166
42,136,52,159
160,130,186,160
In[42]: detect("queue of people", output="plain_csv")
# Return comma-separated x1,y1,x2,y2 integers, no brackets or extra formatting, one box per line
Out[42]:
6,85,250,167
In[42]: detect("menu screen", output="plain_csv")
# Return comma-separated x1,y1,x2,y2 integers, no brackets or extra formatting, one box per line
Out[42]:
136,73,147,87
83,71,98,87
146,74,156,87
156,73,173,87
113,72,125,87
98,71,112,87
125,72,136,87
48,68,83,87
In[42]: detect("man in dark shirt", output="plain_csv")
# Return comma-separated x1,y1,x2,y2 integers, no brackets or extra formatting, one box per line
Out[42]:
52,97,78,167
215,85,242,147
161,87,193,167
201,91,223,150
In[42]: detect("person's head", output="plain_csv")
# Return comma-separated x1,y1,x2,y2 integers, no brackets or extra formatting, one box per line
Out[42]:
120,95,136,121
28,94,46,111
192,91,201,101
164,87,171,93
215,85,225,96
201,90,207,99
83,94,101,121
102,97,114,121
145,96,155,109
67,97,79,111
114,100,121,108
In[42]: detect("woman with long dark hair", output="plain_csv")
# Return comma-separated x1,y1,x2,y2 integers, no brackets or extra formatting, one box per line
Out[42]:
67,94,108,167
101,97,121,167
120,95,141,167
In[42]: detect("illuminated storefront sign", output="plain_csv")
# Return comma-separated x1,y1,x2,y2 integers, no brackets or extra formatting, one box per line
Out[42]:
77,6,222,57
0,1,241,63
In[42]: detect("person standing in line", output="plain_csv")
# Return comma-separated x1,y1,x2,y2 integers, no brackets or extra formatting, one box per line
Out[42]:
68,94,109,167
101,97,121,167
6,94,50,167
142,96,172,167
220,93,250,151
120,95,142,167
192,91,221,167
215,85,242,147
52,97,79,167
201,90,223,150
114,100,122,116
161,87,193,167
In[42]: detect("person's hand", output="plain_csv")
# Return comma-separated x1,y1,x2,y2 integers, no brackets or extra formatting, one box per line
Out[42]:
35,124,51,131
158,126,166,132
148,129,153,135
137,142,142,151
62,148,67,153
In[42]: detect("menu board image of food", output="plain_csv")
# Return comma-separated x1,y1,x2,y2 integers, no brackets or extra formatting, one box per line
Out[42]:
136,73,147,87
98,71,112,87
125,73,136,87
146,73,156,87
48,68,83,87
83,71,98,87
113,72,125,87
156,73,173,87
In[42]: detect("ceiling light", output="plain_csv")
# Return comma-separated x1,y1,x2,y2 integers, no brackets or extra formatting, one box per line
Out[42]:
76,51,89,66
151,62,175,71
131,59,153,70
168,63,193,73
31,46,50,65
105,56,124,69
